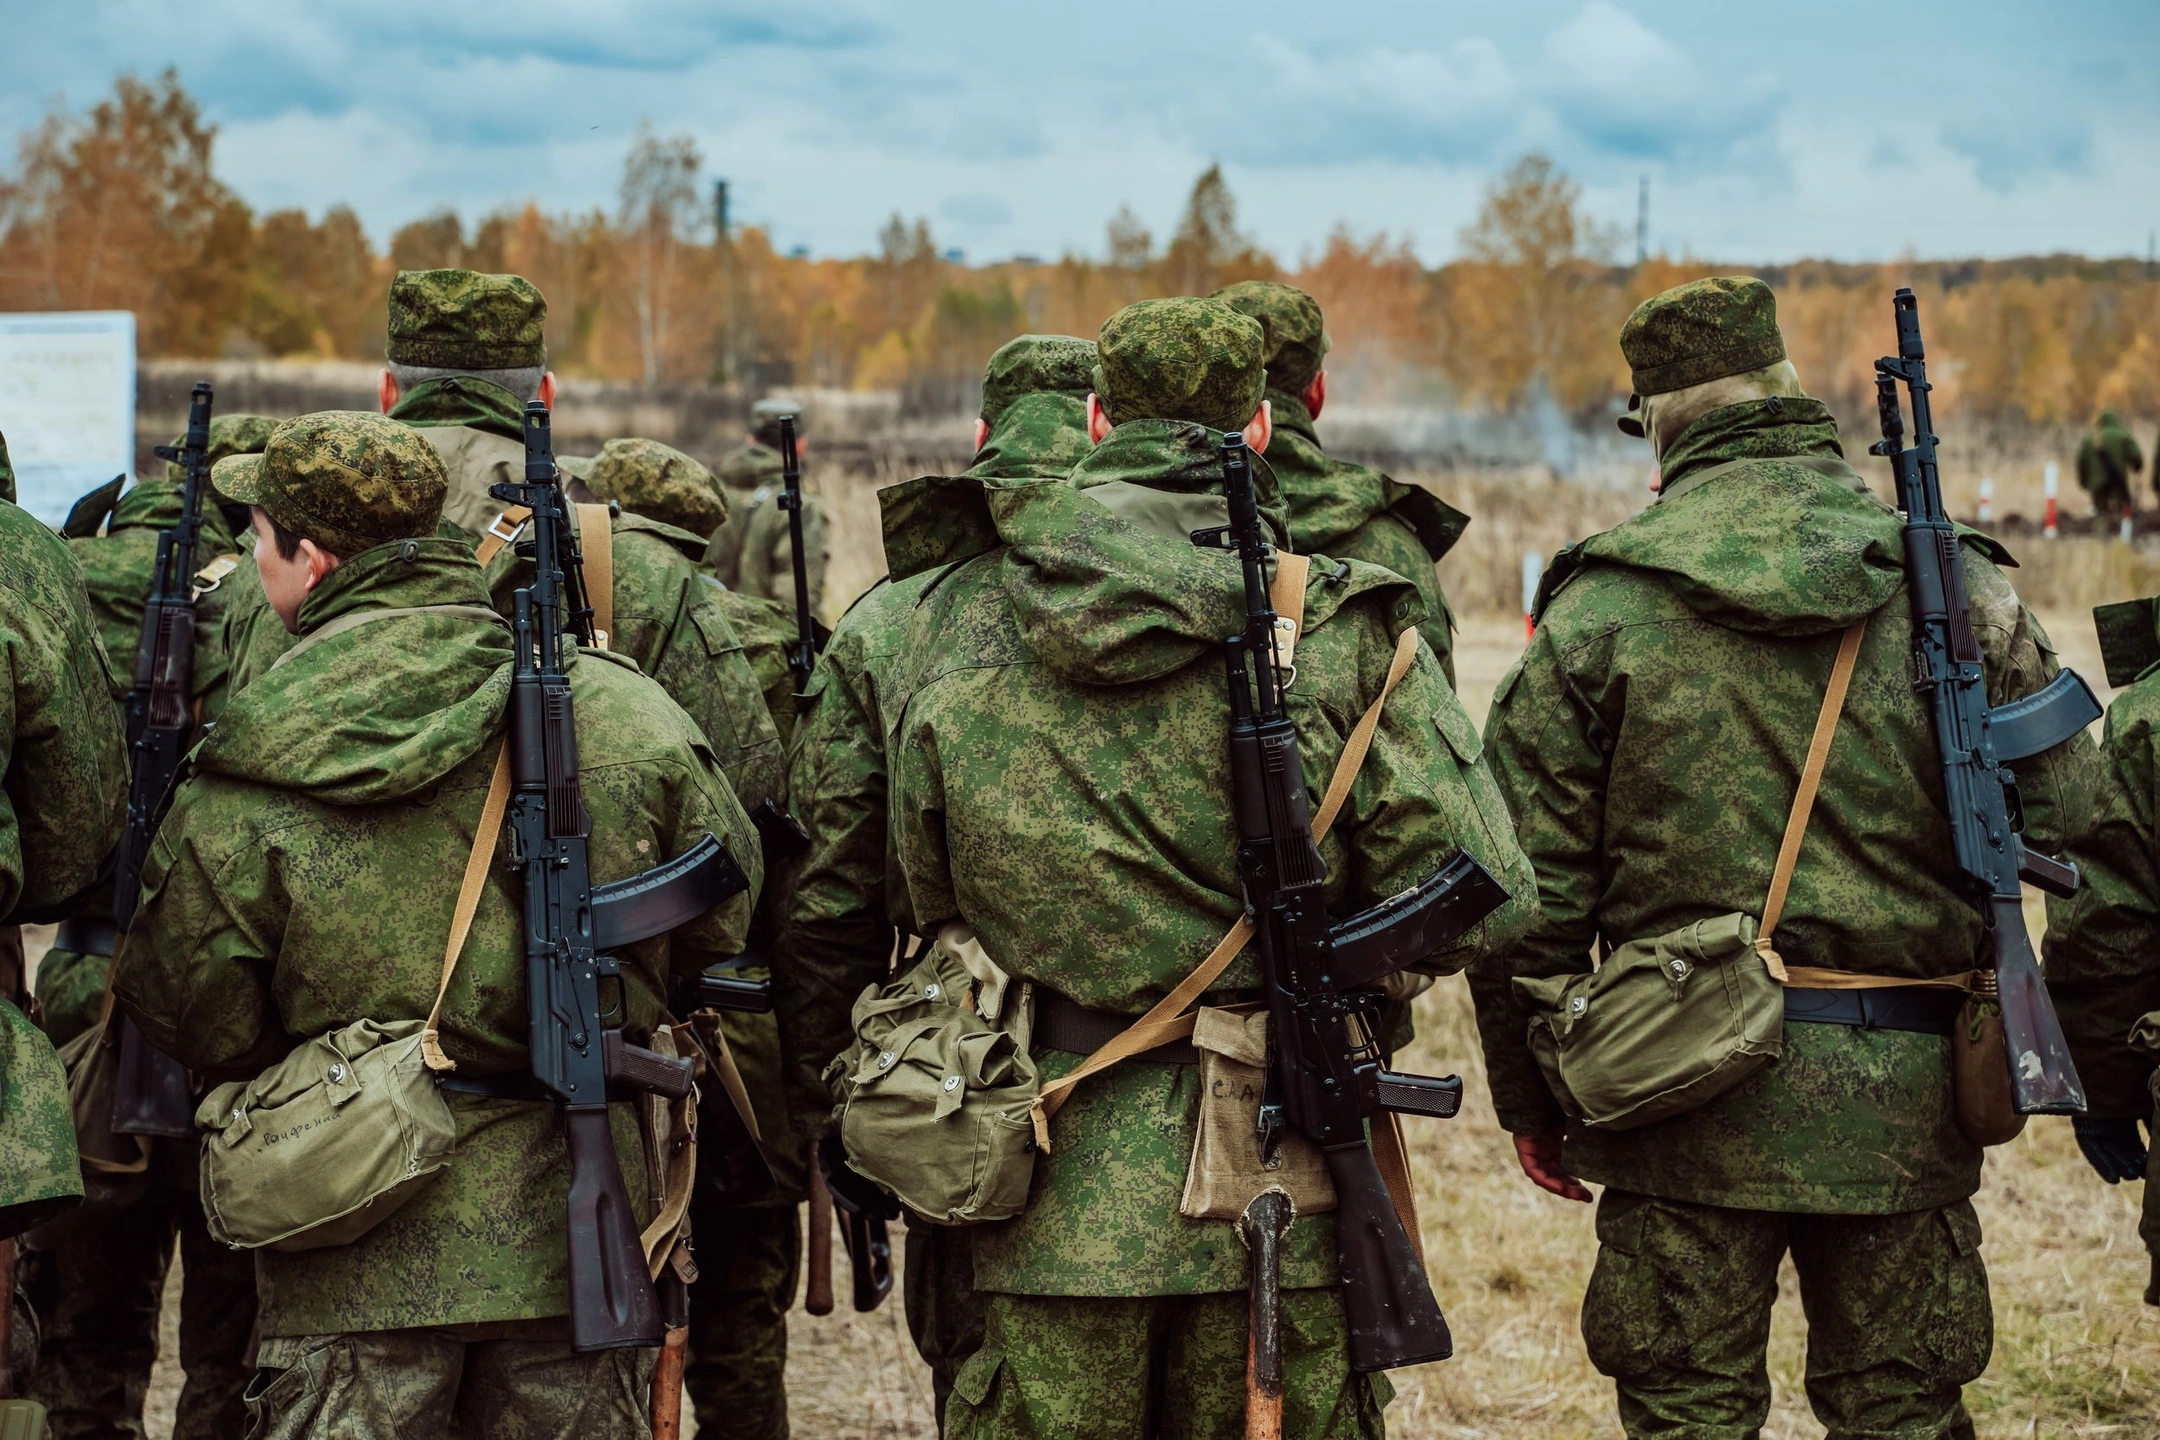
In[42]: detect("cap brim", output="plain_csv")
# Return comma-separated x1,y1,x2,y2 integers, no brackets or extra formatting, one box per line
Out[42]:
210,452,268,504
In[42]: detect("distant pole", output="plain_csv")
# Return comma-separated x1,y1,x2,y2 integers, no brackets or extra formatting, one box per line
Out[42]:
2043,462,2059,540
1977,475,1993,526
1636,176,1649,267
1522,551,1544,644
2148,228,2155,280
713,180,730,239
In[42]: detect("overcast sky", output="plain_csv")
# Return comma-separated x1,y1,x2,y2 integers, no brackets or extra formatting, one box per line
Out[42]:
5,0,2156,266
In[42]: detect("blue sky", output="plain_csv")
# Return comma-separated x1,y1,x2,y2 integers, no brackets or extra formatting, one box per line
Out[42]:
3,0,2154,265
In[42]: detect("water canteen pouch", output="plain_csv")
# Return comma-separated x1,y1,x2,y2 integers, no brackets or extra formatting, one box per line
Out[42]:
1949,972,2025,1147
195,742,512,1251
1179,1005,1336,1222
830,921,1039,1226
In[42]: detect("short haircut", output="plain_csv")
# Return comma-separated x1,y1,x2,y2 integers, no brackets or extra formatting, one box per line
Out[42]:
264,511,306,562
386,361,546,403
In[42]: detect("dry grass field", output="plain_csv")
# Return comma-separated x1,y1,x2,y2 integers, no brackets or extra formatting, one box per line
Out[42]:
118,455,2160,1438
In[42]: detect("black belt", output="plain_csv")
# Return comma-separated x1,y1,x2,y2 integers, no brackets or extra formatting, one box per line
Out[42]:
53,916,120,958
1034,992,1200,1066
1784,986,1961,1036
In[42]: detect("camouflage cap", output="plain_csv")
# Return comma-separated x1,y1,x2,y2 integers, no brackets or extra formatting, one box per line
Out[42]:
1619,276,1786,399
1093,297,1266,433
750,397,806,447
167,414,279,484
979,335,1095,425
1209,281,1330,395
585,437,727,536
386,268,548,370
212,412,448,557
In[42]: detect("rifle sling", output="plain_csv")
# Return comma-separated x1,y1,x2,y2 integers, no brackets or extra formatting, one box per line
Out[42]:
475,506,532,567
1030,620,1423,1147
421,741,513,1073
575,504,615,645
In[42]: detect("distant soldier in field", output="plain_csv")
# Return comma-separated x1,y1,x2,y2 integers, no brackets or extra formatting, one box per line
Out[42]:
1210,280,1466,685
1474,277,2095,1440
23,414,274,1440
2045,596,2160,1307
707,398,832,616
2076,408,2145,533
774,333,1095,1431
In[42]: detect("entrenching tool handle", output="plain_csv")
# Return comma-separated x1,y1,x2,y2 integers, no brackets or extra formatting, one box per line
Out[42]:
1242,1190,1291,1440
804,1163,837,1316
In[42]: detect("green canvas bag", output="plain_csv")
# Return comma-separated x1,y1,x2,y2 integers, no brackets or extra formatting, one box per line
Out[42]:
829,922,1039,1226
1515,620,1868,1132
195,743,508,1251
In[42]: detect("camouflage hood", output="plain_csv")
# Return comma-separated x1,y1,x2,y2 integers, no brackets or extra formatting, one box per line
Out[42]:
1267,392,1467,560
107,477,242,552
1553,397,1910,637
197,539,513,805
968,391,1092,481
990,420,1316,687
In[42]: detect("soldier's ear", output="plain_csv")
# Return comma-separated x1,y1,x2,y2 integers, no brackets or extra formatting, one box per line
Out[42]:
378,369,399,414
1243,399,1273,457
1301,370,1325,421
972,417,990,452
539,372,559,409
1086,394,1112,446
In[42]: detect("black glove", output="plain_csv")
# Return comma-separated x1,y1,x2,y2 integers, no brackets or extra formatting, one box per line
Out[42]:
818,1134,901,1221
2072,1116,2150,1184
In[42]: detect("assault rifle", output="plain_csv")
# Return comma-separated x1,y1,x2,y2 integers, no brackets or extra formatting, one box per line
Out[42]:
494,401,761,1351
775,414,816,693
1869,287,2100,1115
1205,432,1511,1373
109,381,216,1138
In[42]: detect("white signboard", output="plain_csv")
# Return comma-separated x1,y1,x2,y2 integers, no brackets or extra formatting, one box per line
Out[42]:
0,312,137,527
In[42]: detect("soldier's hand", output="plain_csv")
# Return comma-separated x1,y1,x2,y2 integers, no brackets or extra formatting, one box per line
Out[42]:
2072,1116,2150,1184
1513,1130,1592,1202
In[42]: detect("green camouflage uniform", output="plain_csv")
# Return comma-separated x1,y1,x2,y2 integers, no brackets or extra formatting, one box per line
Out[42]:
774,334,1095,1431
2075,409,2145,525
1472,278,2095,1440
885,299,1535,1438
0,430,14,504
2,491,127,1235
706,399,832,616
574,434,807,1439
2043,597,2160,1306
22,416,273,1440
1211,281,1465,686
111,412,763,1438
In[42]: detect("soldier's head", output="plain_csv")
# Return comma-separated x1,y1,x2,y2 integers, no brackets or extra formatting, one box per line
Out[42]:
1087,297,1272,454
1209,281,1330,419
749,397,807,455
213,411,450,631
379,268,556,416
1617,276,1802,475
2099,409,2124,430
972,334,1095,453
582,437,727,536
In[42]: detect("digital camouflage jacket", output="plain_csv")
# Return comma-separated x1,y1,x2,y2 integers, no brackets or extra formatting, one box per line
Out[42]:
706,443,832,616
114,538,760,1336
485,506,784,815
388,376,528,542
888,419,1535,1296
1268,391,1466,686
771,390,1091,1142
1475,397,2094,1214
2,498,128,1234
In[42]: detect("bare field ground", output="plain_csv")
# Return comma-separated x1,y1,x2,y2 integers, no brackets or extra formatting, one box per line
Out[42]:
115,454,2160,1438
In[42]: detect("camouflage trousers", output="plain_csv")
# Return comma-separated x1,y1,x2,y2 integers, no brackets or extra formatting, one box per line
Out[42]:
1581,1190,1993,1440
21,1171,255,1440
947,1288,1389,1440
683,1198,800,1440
903,1217,986,1434
248,1321,651,1439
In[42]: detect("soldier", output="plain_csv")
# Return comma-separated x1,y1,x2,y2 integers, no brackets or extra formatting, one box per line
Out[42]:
0,429,14,503
883,297,1533,1436
1210,281,1466,685
773,333,1095,1430
1472,277,2093,1439
707,398,832,616
572,433,808,1439
2043,597,2160,1307
2075,408,2145,532
21,414,275,1440
2,481,129,1440
110,411,762,1435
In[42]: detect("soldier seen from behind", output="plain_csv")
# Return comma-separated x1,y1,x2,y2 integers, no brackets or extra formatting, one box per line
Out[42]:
707,397,833,617
1473,277,2096,1440
874,297,1533,1437
2076,408,2145,534
110,411,764,1437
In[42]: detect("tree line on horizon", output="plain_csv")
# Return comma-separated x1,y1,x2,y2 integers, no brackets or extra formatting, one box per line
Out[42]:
3,71,2155,435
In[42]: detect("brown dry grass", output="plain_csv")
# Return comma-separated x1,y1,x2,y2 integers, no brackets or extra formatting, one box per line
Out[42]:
116,456,2160,1439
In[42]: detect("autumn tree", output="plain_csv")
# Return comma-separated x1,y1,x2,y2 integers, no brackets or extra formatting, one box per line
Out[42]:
0,70,252,355
1158,165,1274,297
617,123,710,385
246,205,381,357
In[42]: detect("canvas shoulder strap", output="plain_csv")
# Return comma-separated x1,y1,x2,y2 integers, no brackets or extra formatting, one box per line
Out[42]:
474,506,531,567
575,503,615,645
1030,621,1424,1147
421,742,514,1072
